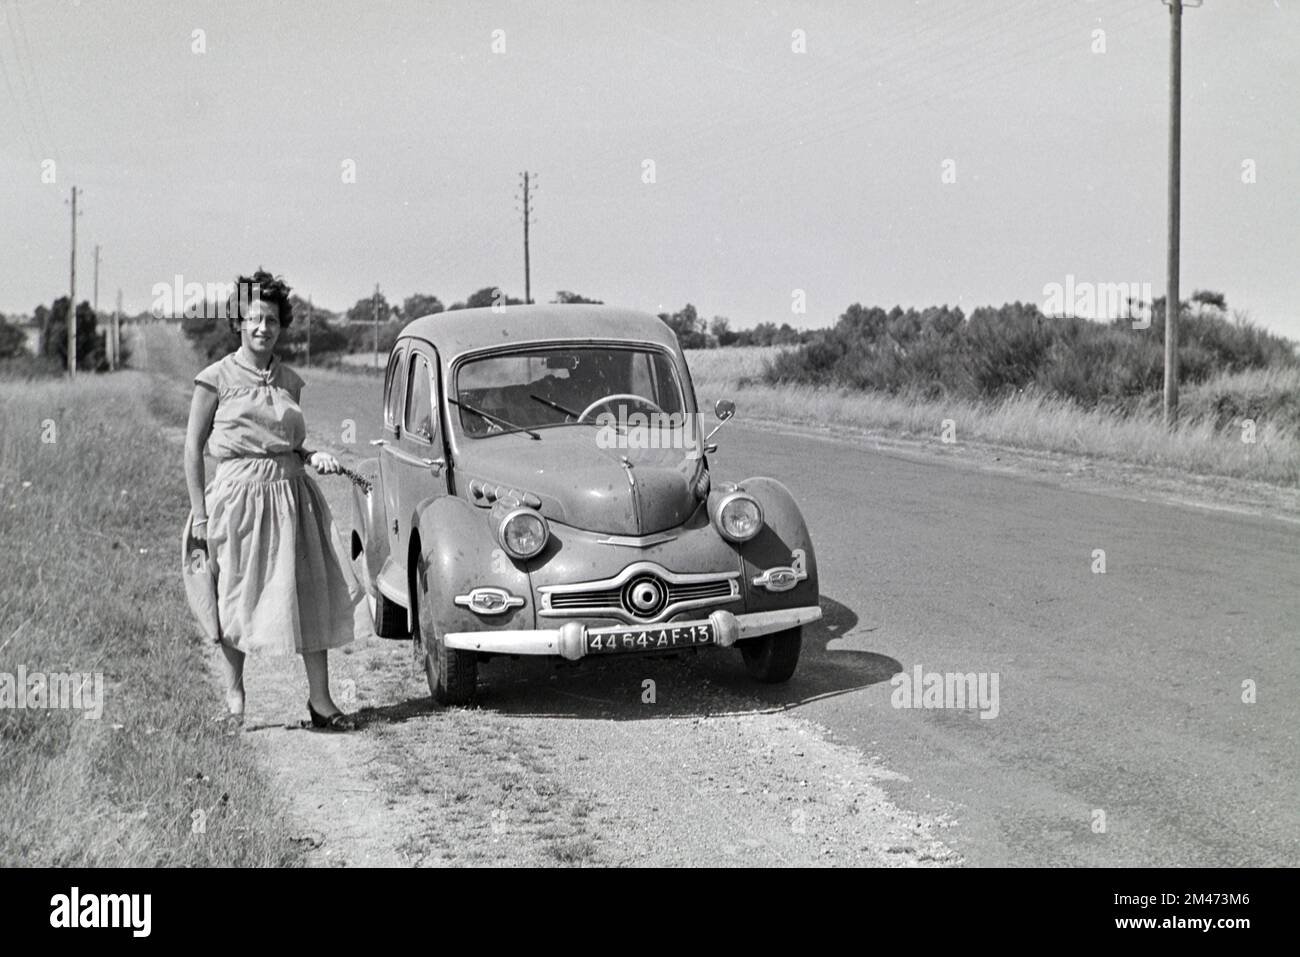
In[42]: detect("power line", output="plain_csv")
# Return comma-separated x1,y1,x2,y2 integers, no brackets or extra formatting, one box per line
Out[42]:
7,1,59,166
0,13,40,161
567,0,1150,210
1,0,54,162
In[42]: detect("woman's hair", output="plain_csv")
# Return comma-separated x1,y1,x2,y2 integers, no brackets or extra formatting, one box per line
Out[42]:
225,268,293,334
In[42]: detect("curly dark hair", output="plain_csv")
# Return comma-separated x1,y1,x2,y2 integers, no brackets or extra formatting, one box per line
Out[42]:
225,268,293,334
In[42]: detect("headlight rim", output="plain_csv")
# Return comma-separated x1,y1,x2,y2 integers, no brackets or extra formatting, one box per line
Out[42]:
714,491,763,543
497,506,549,560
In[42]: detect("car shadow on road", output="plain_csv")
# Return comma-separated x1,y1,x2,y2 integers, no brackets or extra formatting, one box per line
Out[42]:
696,595,903,711
352,595,900,723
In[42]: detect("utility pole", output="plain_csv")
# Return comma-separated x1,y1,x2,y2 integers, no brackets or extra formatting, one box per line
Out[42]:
306,295,313,368
518,171,537,304
1163,0,1201,427
66,186,82,377
372,282,380,370
93,244,101,316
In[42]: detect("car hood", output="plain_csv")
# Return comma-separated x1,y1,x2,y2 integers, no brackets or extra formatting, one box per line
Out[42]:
454,427,704,535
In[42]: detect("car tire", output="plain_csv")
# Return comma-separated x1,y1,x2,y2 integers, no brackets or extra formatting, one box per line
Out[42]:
368,591,408,639
415,556,477,706
738,627,801,683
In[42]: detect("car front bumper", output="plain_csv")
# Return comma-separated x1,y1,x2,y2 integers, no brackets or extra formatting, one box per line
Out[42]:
443,605,823,661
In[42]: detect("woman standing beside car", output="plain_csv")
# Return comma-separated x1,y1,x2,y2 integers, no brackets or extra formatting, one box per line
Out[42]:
183,269,364,731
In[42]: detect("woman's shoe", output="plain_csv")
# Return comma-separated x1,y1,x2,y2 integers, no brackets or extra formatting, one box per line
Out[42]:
307,700,358,732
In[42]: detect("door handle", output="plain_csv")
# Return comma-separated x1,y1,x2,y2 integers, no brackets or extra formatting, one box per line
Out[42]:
423,458,446,474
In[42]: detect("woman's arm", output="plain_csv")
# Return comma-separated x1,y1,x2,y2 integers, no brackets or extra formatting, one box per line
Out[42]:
185,385,219,522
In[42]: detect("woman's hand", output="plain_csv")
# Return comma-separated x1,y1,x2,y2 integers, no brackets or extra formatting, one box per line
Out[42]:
188,516,208,547
309,451,342,475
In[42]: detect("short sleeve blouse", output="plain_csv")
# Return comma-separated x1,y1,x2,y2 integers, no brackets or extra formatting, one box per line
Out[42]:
194,352,309,460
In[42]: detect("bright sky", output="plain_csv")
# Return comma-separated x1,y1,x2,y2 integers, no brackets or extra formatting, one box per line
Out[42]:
2,0,1297,338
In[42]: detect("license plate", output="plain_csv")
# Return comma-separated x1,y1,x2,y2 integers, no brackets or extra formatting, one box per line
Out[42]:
584,621,714,655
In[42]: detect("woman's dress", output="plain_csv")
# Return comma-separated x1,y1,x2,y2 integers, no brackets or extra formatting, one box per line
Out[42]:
189,350,363,655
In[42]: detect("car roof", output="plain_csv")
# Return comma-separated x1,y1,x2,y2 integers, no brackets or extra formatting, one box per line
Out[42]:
399,304,680,360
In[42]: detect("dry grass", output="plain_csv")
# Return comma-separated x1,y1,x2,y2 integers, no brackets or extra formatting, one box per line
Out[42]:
0,330,303,865
685,345,783,402
685,347,1300,485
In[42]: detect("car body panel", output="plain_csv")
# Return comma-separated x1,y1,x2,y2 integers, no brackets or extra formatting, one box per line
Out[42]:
453,429,705,535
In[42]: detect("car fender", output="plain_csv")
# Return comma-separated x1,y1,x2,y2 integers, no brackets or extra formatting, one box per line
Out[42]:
412,495,535,639
726,476,819,615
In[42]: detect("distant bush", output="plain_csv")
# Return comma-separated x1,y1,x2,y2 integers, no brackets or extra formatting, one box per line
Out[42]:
181,313,360,363
0,314,27,359
342,319,403,357
764,295,1297,410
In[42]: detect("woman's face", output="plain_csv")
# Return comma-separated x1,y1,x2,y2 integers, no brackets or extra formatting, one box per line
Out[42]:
240,299,282,357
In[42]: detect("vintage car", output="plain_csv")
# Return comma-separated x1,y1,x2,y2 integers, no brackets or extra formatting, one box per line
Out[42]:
349,304,821,704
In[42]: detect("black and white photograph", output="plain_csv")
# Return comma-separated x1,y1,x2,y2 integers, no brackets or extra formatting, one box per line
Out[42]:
0,0,1294,926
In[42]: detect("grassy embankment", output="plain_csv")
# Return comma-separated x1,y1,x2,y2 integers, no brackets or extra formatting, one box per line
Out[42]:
686,347,1300,486
0,326,302,865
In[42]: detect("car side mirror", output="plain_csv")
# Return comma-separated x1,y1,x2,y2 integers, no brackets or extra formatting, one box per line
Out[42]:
705,398,736,443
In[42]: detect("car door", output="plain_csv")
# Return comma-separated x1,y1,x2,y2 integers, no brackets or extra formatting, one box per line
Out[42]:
377,340,409,569
391,344,449,559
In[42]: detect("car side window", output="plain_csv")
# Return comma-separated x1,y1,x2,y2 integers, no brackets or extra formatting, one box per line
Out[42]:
404,352,435,442
384,346,406,431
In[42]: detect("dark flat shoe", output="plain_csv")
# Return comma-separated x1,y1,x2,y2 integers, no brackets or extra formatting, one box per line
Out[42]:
307,700,358,732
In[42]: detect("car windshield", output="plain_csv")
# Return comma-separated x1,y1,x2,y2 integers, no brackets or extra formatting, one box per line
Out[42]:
455,345,686,437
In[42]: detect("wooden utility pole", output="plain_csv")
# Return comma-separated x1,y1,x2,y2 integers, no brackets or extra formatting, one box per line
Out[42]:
372,283,380,370
305,295,313,368
93,244,101,316
1163,0,1200,427
519,171,536,304
66,186,81,377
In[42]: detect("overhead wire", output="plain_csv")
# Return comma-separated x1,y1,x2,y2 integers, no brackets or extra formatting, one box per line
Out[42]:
0,9,40,162
578,0,1163,205
9,0,59,168
563,0,1032,193
562,0,1120,204
0,0,52,162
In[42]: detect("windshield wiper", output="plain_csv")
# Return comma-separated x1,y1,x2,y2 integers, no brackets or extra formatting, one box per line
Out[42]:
529,393,584,422
448,398,541,440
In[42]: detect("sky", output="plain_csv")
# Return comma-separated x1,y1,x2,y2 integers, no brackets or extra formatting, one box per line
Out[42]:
2,0,1298,339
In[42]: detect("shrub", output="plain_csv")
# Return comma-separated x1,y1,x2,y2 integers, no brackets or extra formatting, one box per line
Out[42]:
0,315,27,359
764,294,1297,411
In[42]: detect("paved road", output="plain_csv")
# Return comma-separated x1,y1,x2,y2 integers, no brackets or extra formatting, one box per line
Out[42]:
301,368,1300,866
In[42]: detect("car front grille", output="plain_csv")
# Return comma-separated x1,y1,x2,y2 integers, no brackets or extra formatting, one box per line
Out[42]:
538,563,740,624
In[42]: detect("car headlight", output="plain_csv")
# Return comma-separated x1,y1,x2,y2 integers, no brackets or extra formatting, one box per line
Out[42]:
715,492,763,542
498,507,549,559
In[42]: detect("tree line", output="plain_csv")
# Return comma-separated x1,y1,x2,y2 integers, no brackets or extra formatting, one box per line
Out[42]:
763,291,1298,412
0,298,126,376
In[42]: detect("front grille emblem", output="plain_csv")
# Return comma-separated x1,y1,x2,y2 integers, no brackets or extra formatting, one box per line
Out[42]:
626,576,666,615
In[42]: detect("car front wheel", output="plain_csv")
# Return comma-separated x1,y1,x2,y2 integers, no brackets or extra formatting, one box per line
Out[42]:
738,627,802,683
415,555,478,705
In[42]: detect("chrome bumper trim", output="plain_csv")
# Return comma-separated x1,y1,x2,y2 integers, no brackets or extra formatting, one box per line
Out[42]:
443,605,822,660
